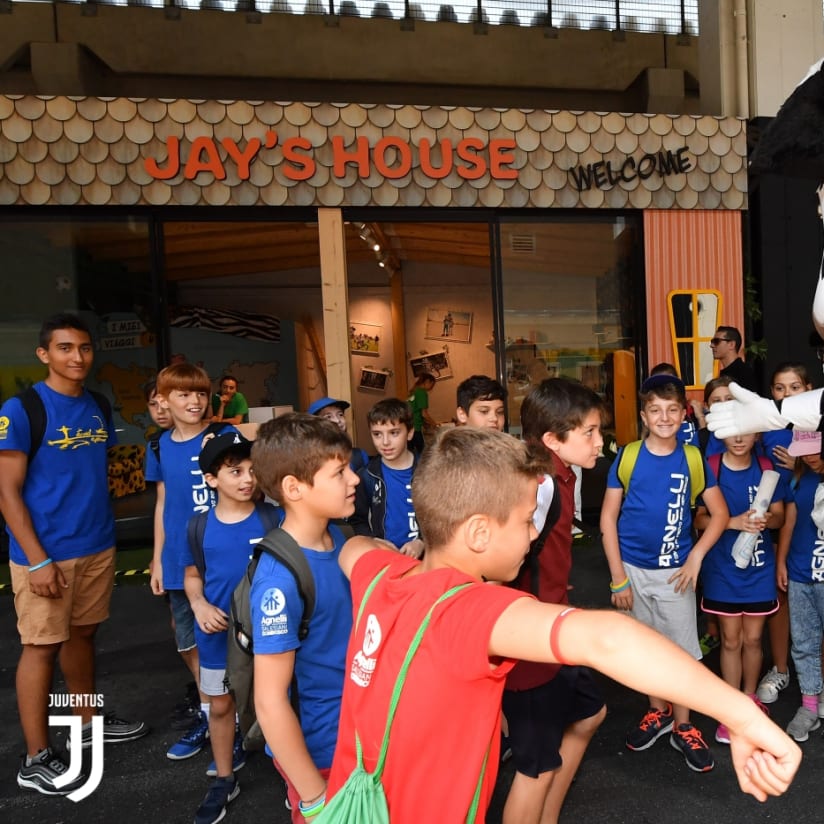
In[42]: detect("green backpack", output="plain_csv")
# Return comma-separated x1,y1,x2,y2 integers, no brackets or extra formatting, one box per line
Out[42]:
317,569,488,823
616,439,705,507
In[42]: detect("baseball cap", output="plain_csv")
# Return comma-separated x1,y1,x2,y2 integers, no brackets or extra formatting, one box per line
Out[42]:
788,430,822,457
307,397,350,416
640,374,685,393
198,431,253,474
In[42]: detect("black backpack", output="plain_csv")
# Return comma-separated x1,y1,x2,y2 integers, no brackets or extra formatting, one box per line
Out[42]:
226,526,316,749
17,385,112,463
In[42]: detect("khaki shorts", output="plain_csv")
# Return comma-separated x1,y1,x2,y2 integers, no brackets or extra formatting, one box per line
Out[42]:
10,548,116,645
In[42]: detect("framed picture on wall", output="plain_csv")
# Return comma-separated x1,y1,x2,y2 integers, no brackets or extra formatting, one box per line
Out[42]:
424,307,472,343
349,321,381,356
409,352,453,381
359,367,389,392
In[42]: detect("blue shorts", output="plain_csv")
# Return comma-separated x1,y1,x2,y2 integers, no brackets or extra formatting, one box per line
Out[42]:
503,666,605,777
168,589,196,653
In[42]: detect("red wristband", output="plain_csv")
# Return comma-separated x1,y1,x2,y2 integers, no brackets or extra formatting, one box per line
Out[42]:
548,606,578,665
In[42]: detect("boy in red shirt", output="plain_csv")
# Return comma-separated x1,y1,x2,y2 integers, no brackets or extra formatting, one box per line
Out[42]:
325,427,801,822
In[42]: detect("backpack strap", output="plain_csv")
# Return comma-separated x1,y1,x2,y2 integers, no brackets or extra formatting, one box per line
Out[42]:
255,528,316,641
18,386,112,464
683,444,705,507
354,572,470,780
707,452,721,485
616,440,642,495
518,475,561,599
186,511,210,579
618,440,704,507
757,455,774,473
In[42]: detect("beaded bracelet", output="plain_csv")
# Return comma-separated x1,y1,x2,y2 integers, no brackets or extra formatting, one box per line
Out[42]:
298,796,326,818
609,576,631,594
28,557,54,573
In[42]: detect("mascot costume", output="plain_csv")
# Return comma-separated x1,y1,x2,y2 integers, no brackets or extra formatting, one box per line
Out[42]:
707,60,824,441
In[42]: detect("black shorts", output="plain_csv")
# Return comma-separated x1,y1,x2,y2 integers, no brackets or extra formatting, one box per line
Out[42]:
701,597,779,617
502,666,605,778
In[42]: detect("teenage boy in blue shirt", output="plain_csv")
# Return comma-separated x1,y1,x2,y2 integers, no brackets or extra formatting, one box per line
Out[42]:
184,432,280,824
351,398,423,558
250,413,359,822
0,313,146,796
600,374,729,772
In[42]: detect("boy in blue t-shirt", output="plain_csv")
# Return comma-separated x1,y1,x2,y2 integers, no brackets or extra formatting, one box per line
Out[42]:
351,398,423,558
183,432,280,824
249,413,358,821
600,374,729,772
145,362,235,761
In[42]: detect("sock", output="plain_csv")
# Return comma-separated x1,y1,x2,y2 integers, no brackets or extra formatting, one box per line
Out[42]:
26,748,49,766
802,694,818,713
201,703,211,721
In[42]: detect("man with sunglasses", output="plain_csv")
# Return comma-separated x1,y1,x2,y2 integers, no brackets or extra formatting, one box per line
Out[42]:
710,326,758,391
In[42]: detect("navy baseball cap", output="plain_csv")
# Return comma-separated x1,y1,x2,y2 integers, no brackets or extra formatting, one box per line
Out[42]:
307,397,350,416
198,431,253,474
640,374,685,393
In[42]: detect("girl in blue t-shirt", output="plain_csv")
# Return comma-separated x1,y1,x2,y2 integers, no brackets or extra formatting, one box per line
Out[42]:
695,431,784,747
778,448,824,742
756,363,815,709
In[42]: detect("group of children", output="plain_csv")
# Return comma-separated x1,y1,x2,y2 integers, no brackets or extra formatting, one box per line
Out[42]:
143,364,801,824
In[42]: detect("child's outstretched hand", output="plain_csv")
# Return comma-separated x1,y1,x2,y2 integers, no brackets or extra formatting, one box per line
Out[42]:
728,712,801,801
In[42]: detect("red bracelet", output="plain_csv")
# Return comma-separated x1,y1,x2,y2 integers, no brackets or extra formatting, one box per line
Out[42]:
548,607,578,665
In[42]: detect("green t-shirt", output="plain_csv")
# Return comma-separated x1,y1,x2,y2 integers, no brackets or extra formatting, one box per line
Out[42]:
211,391,249,422
407,386,429,432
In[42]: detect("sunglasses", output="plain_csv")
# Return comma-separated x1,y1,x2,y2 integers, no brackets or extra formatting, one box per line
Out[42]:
709,337,731,345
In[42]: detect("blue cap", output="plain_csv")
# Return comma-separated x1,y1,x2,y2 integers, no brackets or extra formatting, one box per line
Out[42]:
640,374,685,394
307,397,350,416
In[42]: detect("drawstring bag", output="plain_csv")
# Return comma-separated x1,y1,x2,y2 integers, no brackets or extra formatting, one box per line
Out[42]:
317,569,488,823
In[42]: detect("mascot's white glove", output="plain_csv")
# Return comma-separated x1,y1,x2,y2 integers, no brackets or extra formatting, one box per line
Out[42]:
706,383,791,437
781,387,824,430
706,383,824,437
813,484,824,532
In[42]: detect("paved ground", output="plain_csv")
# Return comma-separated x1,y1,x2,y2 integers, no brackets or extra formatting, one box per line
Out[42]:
1,537,822,824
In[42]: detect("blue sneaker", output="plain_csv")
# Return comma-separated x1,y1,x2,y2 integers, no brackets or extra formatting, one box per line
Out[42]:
206,729,247,777
194,776,240,824
167,711,209,761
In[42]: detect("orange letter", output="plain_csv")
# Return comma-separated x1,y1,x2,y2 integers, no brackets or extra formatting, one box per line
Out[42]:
184,137,226,180
373,137,413,179
283,137,316,181
332,135,371,178
456,138,487,180
222,137,261,180
418,138,454,179
489,139,518,179
144,136,181,180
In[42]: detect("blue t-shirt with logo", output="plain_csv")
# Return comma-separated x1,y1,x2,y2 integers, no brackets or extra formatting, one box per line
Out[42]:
145,425,234,590
700,457,783,604
0,382,116,564
607,441,717,570
250,524,352,769
787,469,824,584
182,503,281,669
382,464,418,548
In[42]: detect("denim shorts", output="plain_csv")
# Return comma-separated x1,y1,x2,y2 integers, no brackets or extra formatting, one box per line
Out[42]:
168,589,196,652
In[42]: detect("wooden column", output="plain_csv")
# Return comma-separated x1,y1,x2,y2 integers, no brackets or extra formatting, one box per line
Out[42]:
317,208,354,429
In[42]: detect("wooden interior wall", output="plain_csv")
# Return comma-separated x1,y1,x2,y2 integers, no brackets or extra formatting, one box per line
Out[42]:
644,209,745,395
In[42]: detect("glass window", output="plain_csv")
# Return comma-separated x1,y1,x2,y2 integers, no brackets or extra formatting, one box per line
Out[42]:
0,217,156,446
499,216,642,436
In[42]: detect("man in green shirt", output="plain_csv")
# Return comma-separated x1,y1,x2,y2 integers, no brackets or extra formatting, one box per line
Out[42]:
211,375,249,424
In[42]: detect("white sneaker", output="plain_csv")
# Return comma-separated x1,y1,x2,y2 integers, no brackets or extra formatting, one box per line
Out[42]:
756,666,790,704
